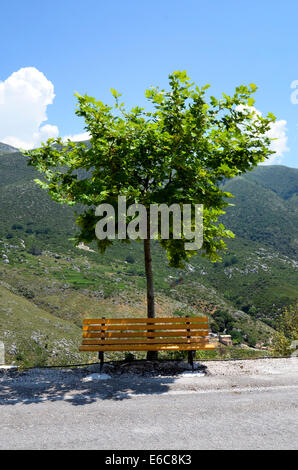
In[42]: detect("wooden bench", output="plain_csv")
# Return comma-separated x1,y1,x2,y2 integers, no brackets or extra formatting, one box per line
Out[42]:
79,316,215,371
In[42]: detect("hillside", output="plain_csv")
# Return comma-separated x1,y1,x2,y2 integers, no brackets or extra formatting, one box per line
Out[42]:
221,168,298,258
0,284,90,367
240,165,298,201
0,145,297,366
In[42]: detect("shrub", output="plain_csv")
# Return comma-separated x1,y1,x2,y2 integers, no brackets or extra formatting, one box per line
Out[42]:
125,255,135,264
231,330,244,344
27,245,42,256
224,255,238,267
246,333,257,348
272,303,298,356
212,309,234,334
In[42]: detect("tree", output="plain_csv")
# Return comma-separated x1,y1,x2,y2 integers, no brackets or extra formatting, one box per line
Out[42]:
211,309,235,334
231,330,244,345
25,71,275,359
273,303,298,356
246,332,257,348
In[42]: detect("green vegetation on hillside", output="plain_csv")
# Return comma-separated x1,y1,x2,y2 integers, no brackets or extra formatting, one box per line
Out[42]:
0,145,297,367
0,285,90,368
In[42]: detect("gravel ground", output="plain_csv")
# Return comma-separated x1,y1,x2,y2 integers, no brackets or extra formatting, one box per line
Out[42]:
0,358,297,449
0,357,296,392
200,357,297,376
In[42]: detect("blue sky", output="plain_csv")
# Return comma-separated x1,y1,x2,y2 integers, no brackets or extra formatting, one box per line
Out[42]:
0,0,298,167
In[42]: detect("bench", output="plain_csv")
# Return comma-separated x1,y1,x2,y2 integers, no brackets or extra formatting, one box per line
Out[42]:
79,316,215,371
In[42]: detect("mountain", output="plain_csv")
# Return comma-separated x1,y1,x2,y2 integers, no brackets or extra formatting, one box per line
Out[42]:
0,148,79,252
0,144,297,366
241,165,298,201
0,143,19,154
221,167,298,258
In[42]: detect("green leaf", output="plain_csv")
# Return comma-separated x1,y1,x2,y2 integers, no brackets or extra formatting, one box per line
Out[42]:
249,83,258,93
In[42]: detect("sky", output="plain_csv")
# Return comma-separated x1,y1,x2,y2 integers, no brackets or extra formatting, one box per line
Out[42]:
0,0,298,168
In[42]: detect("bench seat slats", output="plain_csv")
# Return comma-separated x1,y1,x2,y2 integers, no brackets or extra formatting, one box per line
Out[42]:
83,316,207,325
83,330,208,339
83,323,207,332
79,343,215,352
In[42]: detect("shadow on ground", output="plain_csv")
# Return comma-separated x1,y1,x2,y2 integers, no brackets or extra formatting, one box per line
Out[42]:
0,361,207,407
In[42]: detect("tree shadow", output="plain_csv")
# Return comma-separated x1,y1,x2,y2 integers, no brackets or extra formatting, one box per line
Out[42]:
0,363,202,406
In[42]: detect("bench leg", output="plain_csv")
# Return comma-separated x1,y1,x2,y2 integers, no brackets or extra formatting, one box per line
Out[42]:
188,350,195,372
147,351,158,361
98,351,104,372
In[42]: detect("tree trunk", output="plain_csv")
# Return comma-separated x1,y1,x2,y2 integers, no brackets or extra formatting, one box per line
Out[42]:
144,238,155,318
144,214,158,360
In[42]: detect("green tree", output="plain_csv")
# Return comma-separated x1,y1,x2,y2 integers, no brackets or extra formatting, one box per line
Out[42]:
273,303,298,356
231,330,244,345
25,71,275,358
246,333,257,348
212,309,235,334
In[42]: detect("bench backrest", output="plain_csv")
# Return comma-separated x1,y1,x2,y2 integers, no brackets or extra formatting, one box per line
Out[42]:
82,316,209,349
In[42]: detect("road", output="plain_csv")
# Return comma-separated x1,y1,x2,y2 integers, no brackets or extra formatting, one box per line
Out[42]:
0,358,298,449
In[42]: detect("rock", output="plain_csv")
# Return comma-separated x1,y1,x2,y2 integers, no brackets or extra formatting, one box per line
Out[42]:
82,373,111,382
0,341,4,365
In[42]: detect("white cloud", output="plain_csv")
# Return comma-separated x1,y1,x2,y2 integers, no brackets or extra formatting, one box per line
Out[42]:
264,119,289,165
235,105,289,165
62,131,91,143
0,67,59,149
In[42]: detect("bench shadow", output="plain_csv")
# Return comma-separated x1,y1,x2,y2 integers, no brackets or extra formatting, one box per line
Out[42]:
0,367,195,407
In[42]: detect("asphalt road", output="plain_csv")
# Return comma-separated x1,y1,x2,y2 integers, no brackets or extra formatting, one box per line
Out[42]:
1,358,298,449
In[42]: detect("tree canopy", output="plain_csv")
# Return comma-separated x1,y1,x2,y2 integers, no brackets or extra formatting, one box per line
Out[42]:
25,71,276,269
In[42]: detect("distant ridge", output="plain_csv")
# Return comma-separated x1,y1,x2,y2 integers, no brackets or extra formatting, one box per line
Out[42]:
0,142,19,153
